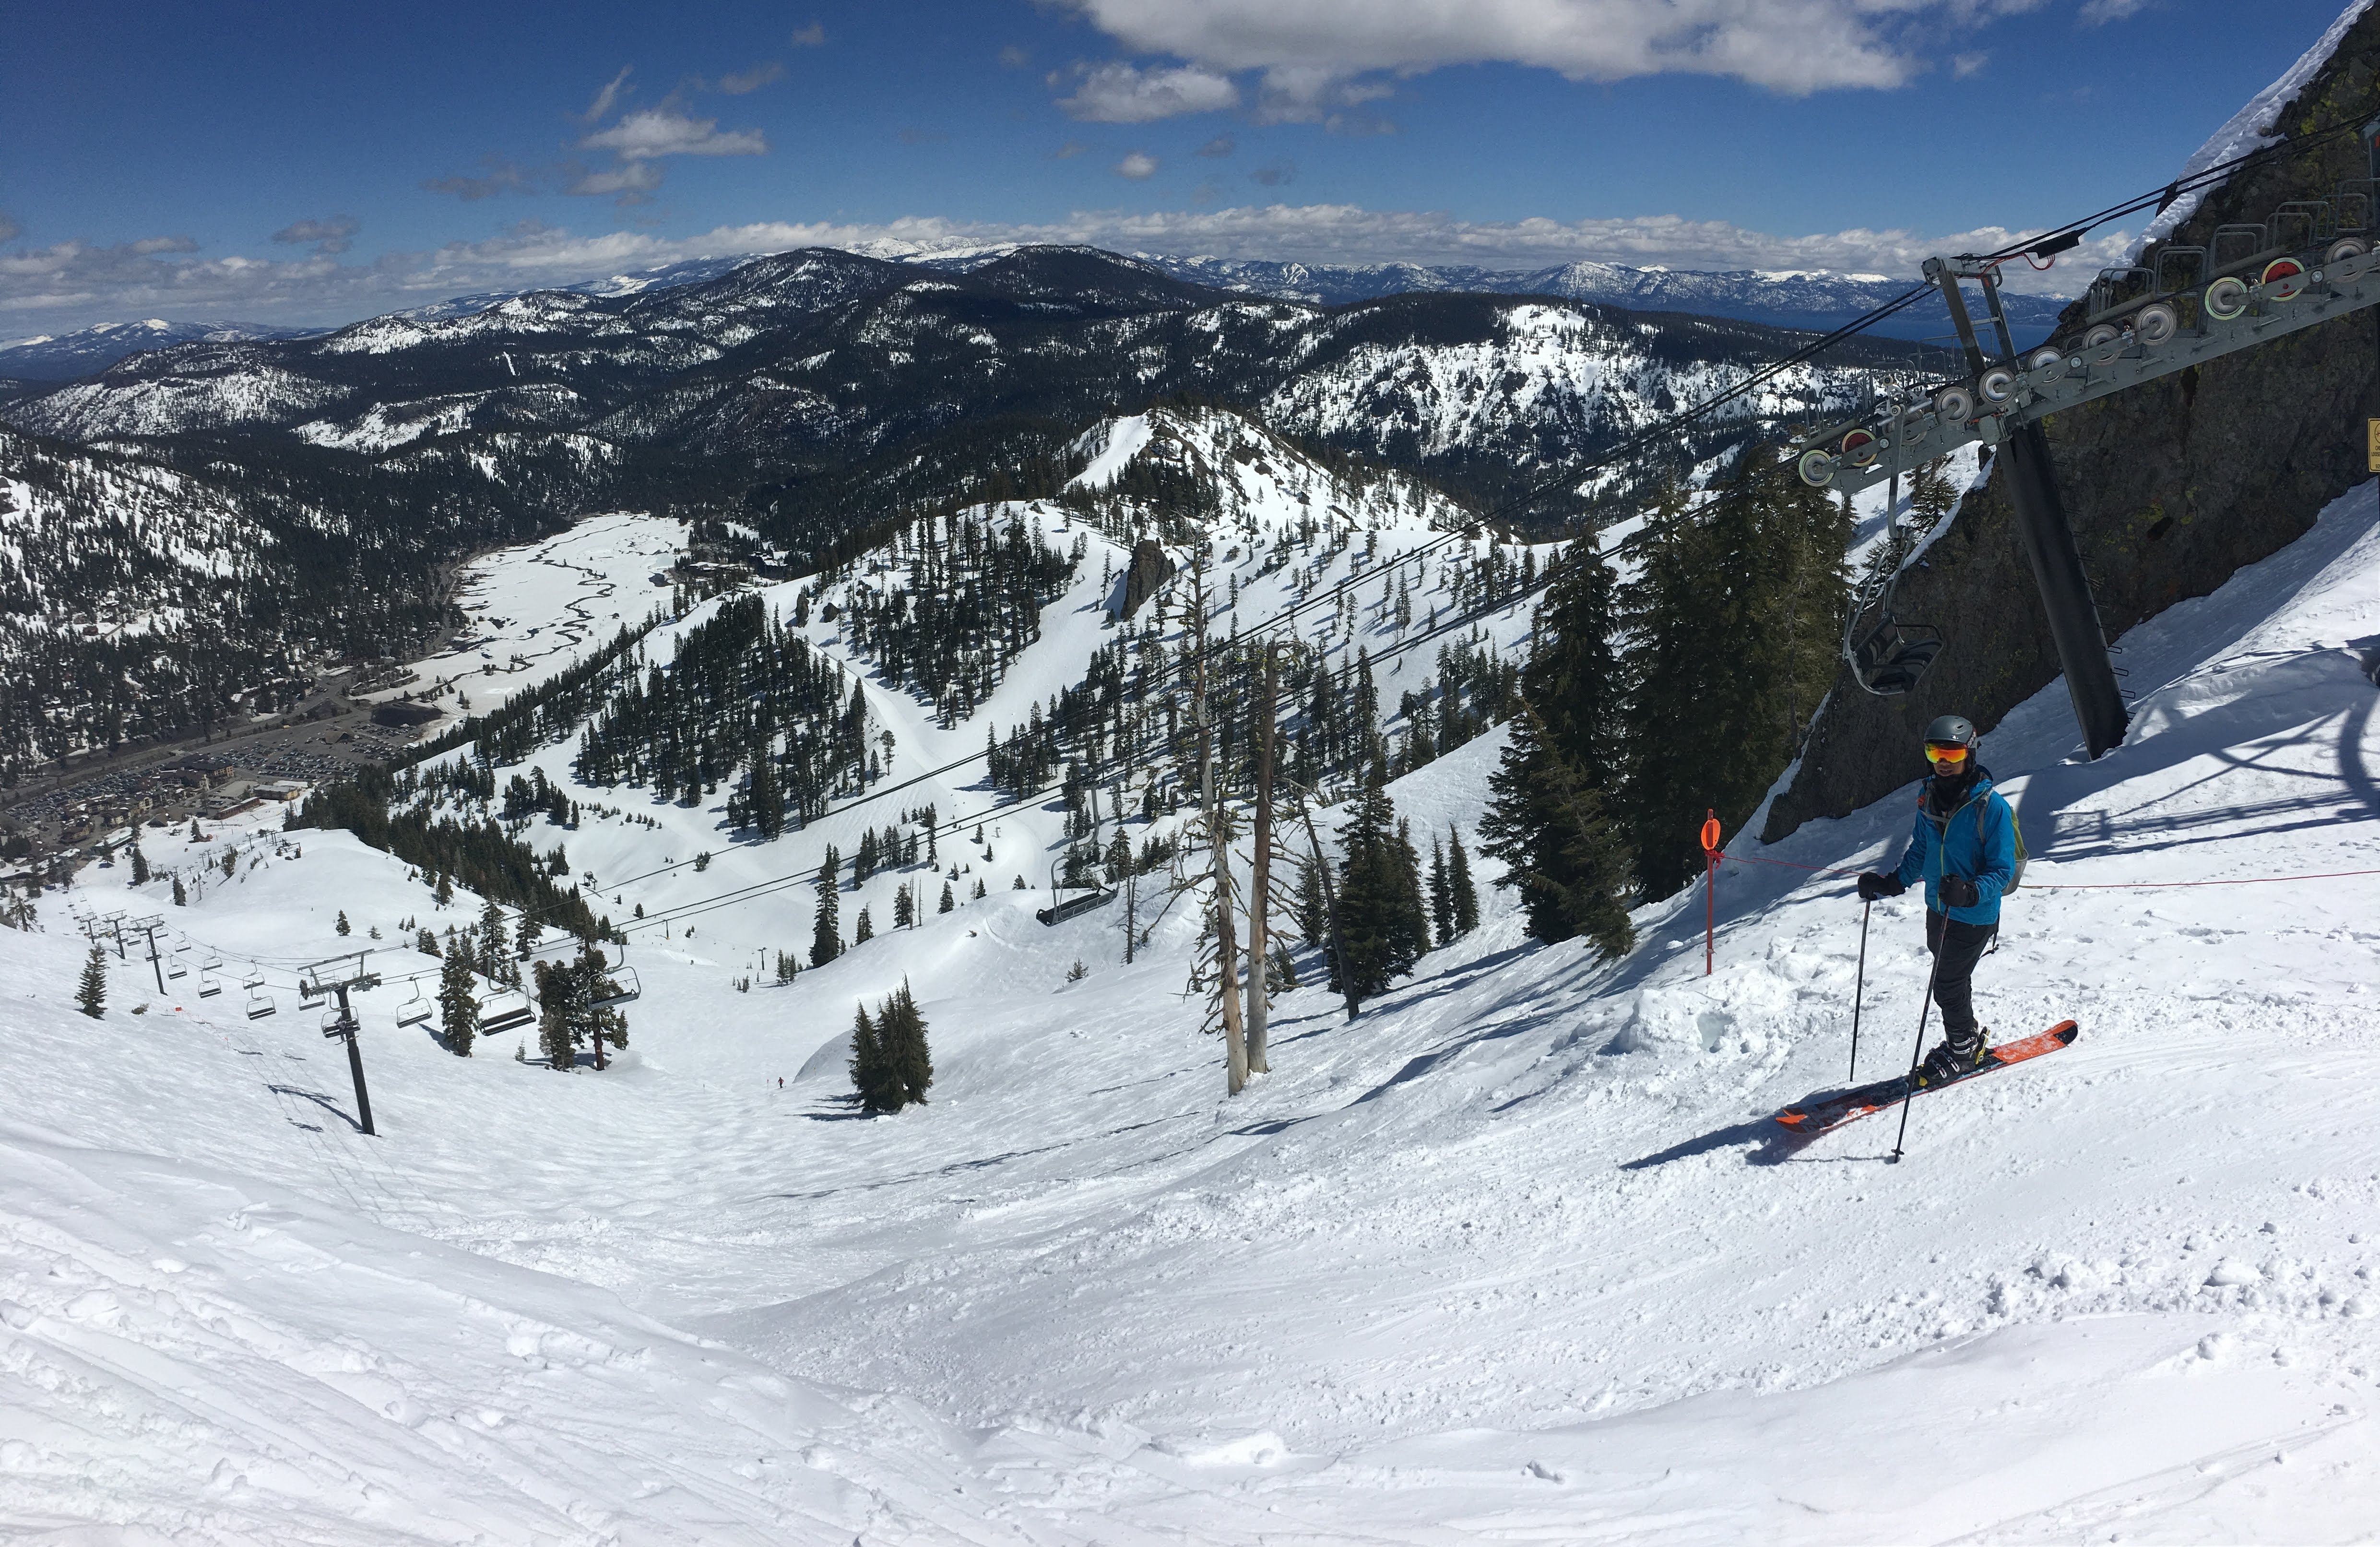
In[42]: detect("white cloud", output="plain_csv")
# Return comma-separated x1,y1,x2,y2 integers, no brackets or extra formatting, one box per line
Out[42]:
1060,0,1939,98
718,61,784,94
1951,50,1989,77
580,107,768,159
580,68,633,123
0,202,2117,334
999,44,1032,67
1117,152,1160,179
565,162,665,199
272,215,361,256
1058,62,1241,122
790,22,825,46
2078,0,2148,22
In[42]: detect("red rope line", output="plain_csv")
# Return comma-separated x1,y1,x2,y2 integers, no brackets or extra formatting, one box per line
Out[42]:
1717,852,2380,890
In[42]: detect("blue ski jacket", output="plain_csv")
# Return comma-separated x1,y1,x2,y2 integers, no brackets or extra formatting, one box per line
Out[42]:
1893,767,2016,926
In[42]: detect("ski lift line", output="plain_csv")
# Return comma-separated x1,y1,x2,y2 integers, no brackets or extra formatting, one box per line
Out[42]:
615,555,1593,938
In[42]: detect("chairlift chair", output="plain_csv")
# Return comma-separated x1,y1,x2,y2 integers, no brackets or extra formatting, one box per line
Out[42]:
198,972,223,999
1035,852,1116,927
299,977,327,1009
1847,615,1946,697
479,987,536,1036
166,950,188,980
200,946,222,970
245,985,277,1020
589,965,640,1010
394,980,432,1027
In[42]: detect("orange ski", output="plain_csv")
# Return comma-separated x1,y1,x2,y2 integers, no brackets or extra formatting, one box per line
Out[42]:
1777,1021,2079,1135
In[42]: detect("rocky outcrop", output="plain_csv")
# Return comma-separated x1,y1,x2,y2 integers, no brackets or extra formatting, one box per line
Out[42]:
1764,7,2380,843
1119,539,1174,619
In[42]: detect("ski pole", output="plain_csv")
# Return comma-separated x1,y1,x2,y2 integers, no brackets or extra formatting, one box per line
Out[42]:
1888,923,1946,1163
1849,898,1871,1081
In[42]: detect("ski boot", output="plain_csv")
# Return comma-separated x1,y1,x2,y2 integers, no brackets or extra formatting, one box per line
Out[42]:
1914,1029,1988,1088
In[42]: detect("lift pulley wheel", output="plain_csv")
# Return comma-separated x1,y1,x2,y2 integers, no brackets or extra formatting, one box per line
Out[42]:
2134,301,2180,347
2026,346,2069,385
2327,237,2368,266
1979,366,2018,404
2204,274,2250,321
2261,256,2308,301
1935,385,1975,423
1797,447,1837,487
1840,427,1879,467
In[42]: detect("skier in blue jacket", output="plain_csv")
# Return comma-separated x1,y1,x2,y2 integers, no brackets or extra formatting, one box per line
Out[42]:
1856,714,2018,1086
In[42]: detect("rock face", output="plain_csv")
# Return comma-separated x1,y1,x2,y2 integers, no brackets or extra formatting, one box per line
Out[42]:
1764,8,2380,844
1119,539,1174,619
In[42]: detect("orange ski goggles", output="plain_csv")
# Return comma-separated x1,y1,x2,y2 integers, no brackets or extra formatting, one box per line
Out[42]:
1923,741,1972,765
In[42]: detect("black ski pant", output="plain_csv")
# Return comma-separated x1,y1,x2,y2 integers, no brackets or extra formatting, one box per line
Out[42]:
1925,910,1997,1047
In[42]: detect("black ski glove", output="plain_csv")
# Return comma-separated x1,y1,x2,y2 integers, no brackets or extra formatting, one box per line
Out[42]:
1856,871,1904,902
1939,875,1980,909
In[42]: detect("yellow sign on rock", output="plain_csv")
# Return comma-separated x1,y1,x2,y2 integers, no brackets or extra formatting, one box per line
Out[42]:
2368,418,2380,472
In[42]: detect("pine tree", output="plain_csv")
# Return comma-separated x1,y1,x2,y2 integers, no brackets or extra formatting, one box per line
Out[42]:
1429,836,1453,948
477,899,508,977
810,845,841,966
893,882,914,929
971,877,987,899
939,880,956,913
1480,538,1636,955
417,927,439,956
1295,853,1326,943
130,843,149,885
1448,827,1479,936
439,948,479,1056
76,943,107,1018
889,978,933,1105
435,873,453,907
171,875,186,907
335,910,351,936
849,1001,904,1114
1481,705,1634,958
853,906,874,944
534,958,577,1071
1618,459,1848,900
1331,777,1427,1003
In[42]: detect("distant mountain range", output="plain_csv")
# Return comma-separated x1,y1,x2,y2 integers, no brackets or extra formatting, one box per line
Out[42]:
0,319,321,381
2,246,2065,384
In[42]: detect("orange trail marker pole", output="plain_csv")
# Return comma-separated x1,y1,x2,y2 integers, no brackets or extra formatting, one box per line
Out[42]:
1700,810,1722,976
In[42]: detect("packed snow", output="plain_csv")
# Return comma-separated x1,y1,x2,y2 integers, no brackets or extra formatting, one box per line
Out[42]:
8,453,2380,1540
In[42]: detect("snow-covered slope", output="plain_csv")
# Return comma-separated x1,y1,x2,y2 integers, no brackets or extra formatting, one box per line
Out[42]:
8,453,2380,1540
0,320,320,382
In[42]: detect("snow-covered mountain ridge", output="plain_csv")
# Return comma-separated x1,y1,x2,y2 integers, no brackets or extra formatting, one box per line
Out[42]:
6,408,2380,1539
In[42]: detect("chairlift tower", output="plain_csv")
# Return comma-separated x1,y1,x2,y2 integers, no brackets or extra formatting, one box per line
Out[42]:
1793,135,2380,758
302,952,381,1137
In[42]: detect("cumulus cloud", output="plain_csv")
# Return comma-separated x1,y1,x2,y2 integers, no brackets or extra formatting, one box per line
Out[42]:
1055,0,1980,102
1951,50,1989,77
2078,0,2148,22
718,61,784,94
790,22,825,46
0,202,2115,335
1116,152,1160,179
580,106,768,159
272,215,361,256
1054,139,1091,158
1058,62,1240,121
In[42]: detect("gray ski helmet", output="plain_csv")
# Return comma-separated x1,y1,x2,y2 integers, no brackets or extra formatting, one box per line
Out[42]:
1923,714,1977,750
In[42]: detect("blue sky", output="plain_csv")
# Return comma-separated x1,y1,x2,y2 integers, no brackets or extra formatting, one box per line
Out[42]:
0,0,2365,333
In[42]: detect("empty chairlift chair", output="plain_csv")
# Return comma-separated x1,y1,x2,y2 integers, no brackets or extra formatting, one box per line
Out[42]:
1035,854,1116,927
198,971,223,999
245,982,277,1020
479,987,536,1036
166,949,188,981
394,980,432,1027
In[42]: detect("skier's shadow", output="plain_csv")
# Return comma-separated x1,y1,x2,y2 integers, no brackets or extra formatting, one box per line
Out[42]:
1620,1107,1911,1168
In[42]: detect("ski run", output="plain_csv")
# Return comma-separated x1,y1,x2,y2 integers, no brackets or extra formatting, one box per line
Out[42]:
5,404,2380,1543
